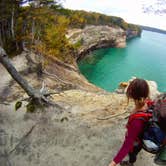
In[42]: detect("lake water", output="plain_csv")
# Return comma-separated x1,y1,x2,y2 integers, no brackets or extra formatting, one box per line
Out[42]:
78,30,166,92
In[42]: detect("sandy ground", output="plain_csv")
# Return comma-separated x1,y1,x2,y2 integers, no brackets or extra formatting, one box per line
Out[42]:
0,98,157,166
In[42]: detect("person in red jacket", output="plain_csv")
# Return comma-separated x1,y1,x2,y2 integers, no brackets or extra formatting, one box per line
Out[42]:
109,78,151,166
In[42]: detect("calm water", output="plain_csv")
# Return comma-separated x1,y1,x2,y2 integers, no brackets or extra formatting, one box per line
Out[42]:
78,30,166,92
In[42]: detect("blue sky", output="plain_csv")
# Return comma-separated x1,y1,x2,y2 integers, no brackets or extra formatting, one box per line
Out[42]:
62,0,166,30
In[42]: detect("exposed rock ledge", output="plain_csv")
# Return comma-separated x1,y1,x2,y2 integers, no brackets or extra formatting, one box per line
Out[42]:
67,25,139,60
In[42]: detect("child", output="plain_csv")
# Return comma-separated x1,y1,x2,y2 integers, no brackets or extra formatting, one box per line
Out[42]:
108,78,151,166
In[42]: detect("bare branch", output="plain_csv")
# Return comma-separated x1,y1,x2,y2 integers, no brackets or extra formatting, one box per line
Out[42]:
0,47,64,110
0,47,38,98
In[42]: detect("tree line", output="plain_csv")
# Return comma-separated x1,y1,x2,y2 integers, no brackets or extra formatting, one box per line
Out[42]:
0,0,141,62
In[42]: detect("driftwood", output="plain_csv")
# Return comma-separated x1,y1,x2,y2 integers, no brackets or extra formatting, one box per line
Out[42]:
0,46,63,110
8,123,37,155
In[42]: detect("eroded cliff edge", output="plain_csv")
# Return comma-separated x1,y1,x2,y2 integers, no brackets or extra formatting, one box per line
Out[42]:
67,25,126,60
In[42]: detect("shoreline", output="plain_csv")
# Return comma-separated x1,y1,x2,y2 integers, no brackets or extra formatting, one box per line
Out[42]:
69,25,140,62
140,25,166,35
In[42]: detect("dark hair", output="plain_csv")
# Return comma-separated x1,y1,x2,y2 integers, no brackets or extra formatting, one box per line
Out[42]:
126,78,149,101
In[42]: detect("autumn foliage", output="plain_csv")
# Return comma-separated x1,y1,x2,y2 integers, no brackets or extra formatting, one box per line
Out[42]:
0,0,141,64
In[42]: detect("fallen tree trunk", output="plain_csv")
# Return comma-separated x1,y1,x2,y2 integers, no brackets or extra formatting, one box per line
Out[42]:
0,46,63,110
0,46,39,98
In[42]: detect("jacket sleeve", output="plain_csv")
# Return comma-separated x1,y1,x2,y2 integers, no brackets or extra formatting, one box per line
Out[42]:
113,119,145,164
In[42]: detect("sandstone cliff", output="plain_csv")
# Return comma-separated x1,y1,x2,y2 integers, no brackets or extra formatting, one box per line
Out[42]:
67,25,126,60
67,25,140,60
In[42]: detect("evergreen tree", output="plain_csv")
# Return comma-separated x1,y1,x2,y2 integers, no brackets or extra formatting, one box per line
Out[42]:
0,0,20,52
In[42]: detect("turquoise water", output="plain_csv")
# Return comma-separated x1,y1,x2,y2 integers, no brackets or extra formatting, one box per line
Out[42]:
78,30,166,92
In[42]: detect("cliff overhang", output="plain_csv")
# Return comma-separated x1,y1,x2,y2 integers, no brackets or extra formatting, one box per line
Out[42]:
67,25,140,61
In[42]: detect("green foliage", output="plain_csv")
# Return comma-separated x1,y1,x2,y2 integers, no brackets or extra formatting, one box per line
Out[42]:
15,6,75,63
24,0,61,8
1,1,141,62
0,0,20,54
128,23,142,34
73,38,84,49
26,101,36,112
55,8,141,31
15,99,45,112
60,116,69,122
15,101,22,111
15,6,141,64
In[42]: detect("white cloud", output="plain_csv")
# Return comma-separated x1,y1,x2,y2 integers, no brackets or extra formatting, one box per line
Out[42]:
62,0,166,30
63,0,141,13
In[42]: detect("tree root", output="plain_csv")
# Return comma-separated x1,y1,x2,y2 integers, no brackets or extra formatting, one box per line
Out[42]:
8,124,37,155
96,111,127,120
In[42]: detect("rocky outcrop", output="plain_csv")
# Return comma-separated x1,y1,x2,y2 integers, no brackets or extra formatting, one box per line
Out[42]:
67,25,126,60
67,25,140,60
126,29,141,39
116,77,160,99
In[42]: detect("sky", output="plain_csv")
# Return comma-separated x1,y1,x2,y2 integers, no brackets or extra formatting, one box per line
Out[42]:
62,0,166,30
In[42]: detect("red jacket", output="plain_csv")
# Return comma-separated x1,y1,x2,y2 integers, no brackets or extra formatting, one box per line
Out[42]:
113,111,152,164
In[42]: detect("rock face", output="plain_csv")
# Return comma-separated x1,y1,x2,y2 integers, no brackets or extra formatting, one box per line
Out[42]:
67,25,140,60
116,77,160,100
126,29,141,39
67,25,126,60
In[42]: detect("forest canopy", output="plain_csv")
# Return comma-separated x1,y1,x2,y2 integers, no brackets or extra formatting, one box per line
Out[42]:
0,0,141,62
